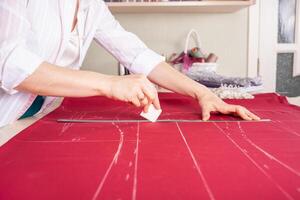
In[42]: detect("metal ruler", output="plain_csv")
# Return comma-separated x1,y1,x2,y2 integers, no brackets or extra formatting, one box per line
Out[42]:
57,119,271,123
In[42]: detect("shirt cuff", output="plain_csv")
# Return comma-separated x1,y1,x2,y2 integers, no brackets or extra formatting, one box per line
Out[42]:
1,46,44,94
129,49,165,76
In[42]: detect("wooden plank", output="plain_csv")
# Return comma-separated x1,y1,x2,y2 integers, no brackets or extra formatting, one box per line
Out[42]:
106,0,256,13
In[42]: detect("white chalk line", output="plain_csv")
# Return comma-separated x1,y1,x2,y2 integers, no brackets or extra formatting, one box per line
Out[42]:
214,122,294,200
125,173,130,181
132,122,140,200
129,161,133,167
91,122,124,200
272,120,300,137
175,122,216,200
60,112,86,135
237,122,300,177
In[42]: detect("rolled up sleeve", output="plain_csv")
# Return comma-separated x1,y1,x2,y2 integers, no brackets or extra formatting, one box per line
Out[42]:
2,46,44,93
93,0,165,75
0,1,44,94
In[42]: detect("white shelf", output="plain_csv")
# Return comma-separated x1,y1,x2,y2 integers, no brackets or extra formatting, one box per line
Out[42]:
106,0,256,13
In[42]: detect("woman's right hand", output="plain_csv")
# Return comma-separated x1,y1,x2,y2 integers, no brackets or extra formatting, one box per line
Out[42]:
108,74,161,112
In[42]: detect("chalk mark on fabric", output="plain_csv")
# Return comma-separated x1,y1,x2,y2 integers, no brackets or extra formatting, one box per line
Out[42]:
91,122,124,200
264,164,270,169
125,173,130,181
214,122,294,200
60,112,86,135
176,122,216,200
237,122,300,177
272,120,300,137
129,161,133,167
132,122,140,200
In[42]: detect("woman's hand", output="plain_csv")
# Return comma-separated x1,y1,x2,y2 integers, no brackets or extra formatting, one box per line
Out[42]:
148,62,261,121
197,91,261,121
108,74,160,112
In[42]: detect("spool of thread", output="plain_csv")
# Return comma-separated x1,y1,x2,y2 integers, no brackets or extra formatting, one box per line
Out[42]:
205,53,218,63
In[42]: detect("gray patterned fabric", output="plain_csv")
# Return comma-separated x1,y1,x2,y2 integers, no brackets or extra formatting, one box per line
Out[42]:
186,70,262,88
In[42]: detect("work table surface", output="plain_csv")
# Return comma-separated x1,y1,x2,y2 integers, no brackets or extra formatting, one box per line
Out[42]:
0,93,299,200
1,96,299,147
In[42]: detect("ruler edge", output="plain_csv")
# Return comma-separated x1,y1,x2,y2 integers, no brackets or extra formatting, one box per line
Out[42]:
56,119,271,123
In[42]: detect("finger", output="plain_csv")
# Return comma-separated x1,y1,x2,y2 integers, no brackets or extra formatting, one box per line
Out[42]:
246,111,261,120
144,80,161,110
236,107,252,120
137,90,145,101
216,105,232,115
131,97,141,108
142,85,162,110
140,97,149,108
223,104,237,114
226,105,250,120
137,89,149,110
201,105,211,121
143,104,150,113
152,93,161,110
141,86,155,104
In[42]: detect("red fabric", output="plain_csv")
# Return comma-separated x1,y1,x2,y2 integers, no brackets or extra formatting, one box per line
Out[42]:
0,93,299,200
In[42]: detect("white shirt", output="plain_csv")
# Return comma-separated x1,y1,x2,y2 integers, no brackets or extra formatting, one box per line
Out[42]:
0,0,164,127
59,25,81,69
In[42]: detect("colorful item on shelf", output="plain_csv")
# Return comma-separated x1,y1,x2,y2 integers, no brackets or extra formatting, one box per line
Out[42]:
168,29,218,72
189,47,205,58
168,29,258,98
205,53,218,63
169,50,216,68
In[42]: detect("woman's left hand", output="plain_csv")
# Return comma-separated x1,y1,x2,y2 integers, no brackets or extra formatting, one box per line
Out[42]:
197,91,261,121
147,62,261,121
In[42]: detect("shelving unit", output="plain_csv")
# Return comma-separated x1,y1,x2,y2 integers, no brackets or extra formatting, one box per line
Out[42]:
106,0,256,13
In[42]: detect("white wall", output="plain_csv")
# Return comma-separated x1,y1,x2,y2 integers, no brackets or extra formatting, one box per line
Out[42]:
82,9,249,77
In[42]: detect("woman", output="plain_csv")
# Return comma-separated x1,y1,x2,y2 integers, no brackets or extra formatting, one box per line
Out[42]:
0,0,259,127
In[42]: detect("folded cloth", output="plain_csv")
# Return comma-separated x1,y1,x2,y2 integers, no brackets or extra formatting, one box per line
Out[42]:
19,96,45,119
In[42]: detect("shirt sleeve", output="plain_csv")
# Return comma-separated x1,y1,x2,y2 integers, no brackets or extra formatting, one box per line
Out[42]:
0,1,44,94
93,0,165,75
